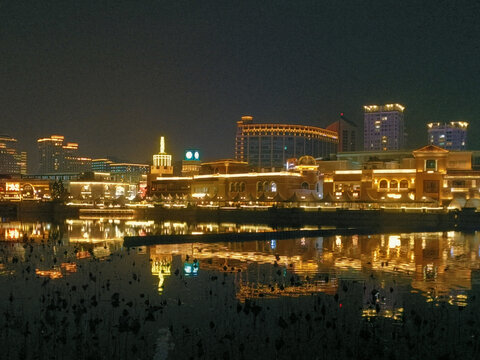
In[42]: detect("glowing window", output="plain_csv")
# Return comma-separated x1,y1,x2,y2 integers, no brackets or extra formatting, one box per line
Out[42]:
379,180,388,189
390,180,398,189
400,180,408,189
270,182,277,193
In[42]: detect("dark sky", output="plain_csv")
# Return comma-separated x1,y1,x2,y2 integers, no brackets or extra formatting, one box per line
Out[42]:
1,0,480,169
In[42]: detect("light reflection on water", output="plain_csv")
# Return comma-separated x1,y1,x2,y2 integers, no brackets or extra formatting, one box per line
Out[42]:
1,219,479,305
2,218,480,359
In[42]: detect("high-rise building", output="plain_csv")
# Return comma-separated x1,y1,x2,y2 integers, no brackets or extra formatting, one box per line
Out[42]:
37,135,91,173
326,113,358,152
427,122,468,150
364,104,405,151
235,116,338,170
0,134,27,175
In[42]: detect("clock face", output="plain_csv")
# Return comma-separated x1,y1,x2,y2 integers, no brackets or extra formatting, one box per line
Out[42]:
186,151,193,160
194,151,200,160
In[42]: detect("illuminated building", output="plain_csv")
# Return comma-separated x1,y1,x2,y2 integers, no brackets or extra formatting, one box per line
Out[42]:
68,180,139,203
235,115,338,171
0,179,51,200
110,163,149,183
0,134,27,175
181,149,202,176
364,104,405,151
326,113,358,152
152,136,173,176
150,156,323,201
37,135,91,173
427,122,468,150
92,158,114,172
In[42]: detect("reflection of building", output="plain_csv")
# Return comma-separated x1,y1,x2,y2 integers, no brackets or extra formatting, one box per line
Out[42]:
428,122,468,150
0,134,27,175
235,115,338,171
364,104,405,151
37,135,91,173
326,114,358,152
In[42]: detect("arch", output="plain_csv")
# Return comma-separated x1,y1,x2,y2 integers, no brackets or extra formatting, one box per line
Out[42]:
400,179,408,189
270,181,277,193
234,182,240,192
379,179,388,189
263,181,269,192
229,182,235,193
256,181,263,193
240,182,246,192
301,182,309,190
390,180,398,189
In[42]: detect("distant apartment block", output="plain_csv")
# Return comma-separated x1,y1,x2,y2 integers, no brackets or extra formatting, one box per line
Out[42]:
235,115,338,171
0,134,27,175
37,135,91,173
364,104,405,151
427,121,468,150
326,113,358,152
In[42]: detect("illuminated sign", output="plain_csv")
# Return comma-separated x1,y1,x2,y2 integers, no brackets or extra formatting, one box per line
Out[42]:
185,150,200,161
6,183,20,192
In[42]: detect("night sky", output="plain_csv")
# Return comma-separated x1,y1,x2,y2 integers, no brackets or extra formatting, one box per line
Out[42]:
1,0,480,170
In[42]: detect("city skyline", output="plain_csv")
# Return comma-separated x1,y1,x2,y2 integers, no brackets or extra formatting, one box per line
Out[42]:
1,1,479,168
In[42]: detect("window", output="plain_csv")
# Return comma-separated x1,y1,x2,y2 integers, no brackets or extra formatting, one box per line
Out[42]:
270,182,277,193
390,180,398,189
240,182,246,192
379,180,388,189
263,181,269,192
301,182,309,190
256,181,263,193
425,159,437,171
229,183,235,192
400,180,408,189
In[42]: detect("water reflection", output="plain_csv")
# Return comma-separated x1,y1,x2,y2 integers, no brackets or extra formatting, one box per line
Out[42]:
3,218,480,359
1,218,480,308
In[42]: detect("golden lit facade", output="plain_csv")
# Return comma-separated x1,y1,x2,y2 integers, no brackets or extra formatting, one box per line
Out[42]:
152,136,173,175
0,179,51,200
235,115,338,171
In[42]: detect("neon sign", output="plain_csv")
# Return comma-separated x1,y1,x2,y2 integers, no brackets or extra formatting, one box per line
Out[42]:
6,183,20,192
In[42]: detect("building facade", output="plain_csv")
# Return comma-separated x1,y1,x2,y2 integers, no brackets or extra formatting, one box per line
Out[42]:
326,114,358,152
364,104,405,151
427,121,468,150
37,135,91,173
235,116,338,171
0,134,27,175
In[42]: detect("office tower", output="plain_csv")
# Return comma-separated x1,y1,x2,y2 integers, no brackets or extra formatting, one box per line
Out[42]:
235,115,338,170
427,122,468,150
364,104,405,151
326,113,358,152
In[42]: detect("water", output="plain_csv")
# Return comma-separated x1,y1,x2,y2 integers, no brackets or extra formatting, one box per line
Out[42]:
1,219,480,359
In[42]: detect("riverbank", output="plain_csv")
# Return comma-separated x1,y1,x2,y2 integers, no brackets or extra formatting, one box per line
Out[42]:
3,202,480,232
